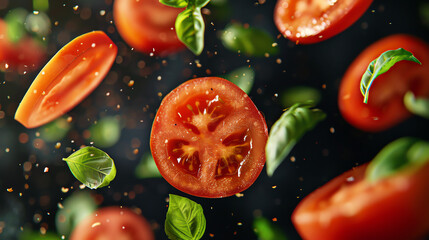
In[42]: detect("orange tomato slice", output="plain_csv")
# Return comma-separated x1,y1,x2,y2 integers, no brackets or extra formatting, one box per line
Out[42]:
15,31,117,128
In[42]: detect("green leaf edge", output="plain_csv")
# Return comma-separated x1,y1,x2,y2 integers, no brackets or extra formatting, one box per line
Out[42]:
404,91,429,119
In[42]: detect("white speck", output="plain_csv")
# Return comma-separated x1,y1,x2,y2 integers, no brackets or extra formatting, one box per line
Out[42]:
91,222,101,228
91,43,96,48
44,167,49,173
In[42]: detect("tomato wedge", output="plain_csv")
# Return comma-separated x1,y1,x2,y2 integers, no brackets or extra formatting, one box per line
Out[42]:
113,0,184,56
292,163,429,240
70,207,154,240
274,0,373,44
150,77,268,198
338,34,429,132
14,31,117,129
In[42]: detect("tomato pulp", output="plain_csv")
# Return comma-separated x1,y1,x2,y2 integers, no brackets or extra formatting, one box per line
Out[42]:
292,163,429,240
113,0,184,56
338,34,429,132
70,207,155,240
150,77,268,198
15,31,117,128
274,0,373,44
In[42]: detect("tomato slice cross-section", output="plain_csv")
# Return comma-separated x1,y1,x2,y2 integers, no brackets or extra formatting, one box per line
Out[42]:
15,31,117,128
150,77,268,198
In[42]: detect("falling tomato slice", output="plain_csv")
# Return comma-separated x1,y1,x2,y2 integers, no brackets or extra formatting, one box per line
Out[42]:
15,31,117,128
150,77,268,198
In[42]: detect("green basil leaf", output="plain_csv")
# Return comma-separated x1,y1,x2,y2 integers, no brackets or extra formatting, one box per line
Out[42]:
165,194,206,240
19,231,59,240
160,0,188,8
221,66,255,94
89,116,121,148
420,2,429,28
360,48,421,104
253,217,288,240
175,6,205,55
39,117,71,142
404,91,429,119
280,86,321,108
55,191,97,236
365,137,429,182
4,8,28,43
221,23,278,57
63,146,116,189
266,104,326,177
135,152,162,179
33,0,49,12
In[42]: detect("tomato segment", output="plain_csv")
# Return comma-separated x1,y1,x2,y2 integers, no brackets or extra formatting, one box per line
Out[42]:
150,77,268,198
15,31,117,128
274,0,373,44
338,35,429,131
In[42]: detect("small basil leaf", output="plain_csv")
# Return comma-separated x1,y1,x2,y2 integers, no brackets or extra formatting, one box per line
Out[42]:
89,116,121,148
221,66,255,94
135,152,162,179
165,194,206,240
33,0,49,12
266,104,326,177
365,138,429,182
39,117,71,142
160,0,188,8
55,191,97,236
253,217,288,240
360,48,421,104
175,6,205,55
404,91,429,119
281,86,321,108
221,23,278,57
4,8,28,43
63,147,116,189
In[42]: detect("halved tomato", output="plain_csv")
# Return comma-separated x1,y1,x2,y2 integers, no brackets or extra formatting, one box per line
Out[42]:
70,207,154,240
113,0,184,56
292,163,429,240
14,31,117,129
150,77,268,198
274,0,373,44
338,34,429,132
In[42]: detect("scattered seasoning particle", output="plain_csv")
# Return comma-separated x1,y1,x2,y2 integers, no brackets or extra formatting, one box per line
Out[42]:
61,187,69,193
237,222,243,226
44,167,49,173
330,127,335,134
290,156,296,162
67,116,73,123
235,193,244,197
272,185,277,189
128,80,134,87
55,142,61,149
7,188,13,192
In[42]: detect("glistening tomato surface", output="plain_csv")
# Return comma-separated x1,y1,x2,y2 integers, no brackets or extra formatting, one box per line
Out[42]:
14,31,117,128
70,207,155,240
0,19,46,72
338,35,429,132
150,77,268,198
274,0,373,44
113,0,184,56
292,163,429,240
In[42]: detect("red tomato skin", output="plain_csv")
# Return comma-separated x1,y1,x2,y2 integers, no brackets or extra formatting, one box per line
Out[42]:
274,0,373,44
338,34,429,132
113,0,185,56
292,163,429,240
0,19,46,72
150,77,268,198
70,207,155,240
14,31,117,128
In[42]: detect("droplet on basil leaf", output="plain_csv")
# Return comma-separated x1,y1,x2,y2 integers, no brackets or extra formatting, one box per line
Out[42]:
404,91,429,119
281,86,321,108
221,66,255,94
266,104,326,177
221,23,278,57
135,152,161,179
89,116,121,148
165,194,206,240
63,146,116,189
253,217,288,240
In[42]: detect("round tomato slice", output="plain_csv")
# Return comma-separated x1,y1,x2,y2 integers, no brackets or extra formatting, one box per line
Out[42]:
14,31,117,129
292,163,429,240
338,35,429,132
70,207,154,240
274,0,373,44
150,77,268,198
113,0,184,56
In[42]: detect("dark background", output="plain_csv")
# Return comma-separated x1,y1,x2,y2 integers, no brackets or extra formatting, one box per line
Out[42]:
1,0,429,239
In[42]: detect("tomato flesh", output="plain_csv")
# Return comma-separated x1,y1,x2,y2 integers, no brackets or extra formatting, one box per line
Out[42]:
14,31,117,129
150,77,268,198
338,34,429,132
292,163,429,240
274,0,373,44
113,0,184,55
70,207,154,240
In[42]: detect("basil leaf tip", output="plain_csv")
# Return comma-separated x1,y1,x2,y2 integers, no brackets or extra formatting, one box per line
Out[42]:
404,91,429,119
165,194,206,240
221,66,255,94
63,146,116,189
265,104,326,177
360,48,421,104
